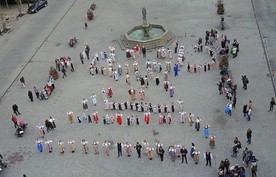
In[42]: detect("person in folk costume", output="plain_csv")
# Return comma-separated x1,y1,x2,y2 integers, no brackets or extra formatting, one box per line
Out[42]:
160,105,165,113
105,114,111,124
37,124,45,138
126,74,130,85
102,141,111,156
147,147,155,160
128,87,136,100
144,112,150,124
164,71,169,81
163,81,169,92
174,144,181,158
67,112,74,123
125,62,130,74
152,60,158,72
114,102,119,110
177,112,184,124
188,113,194,126
169,84,175,97
130,115,135,125
68,140,76,153
158,113,163,124
168,146,177,162
90,93,97,106
142,140,149,154
58,140,65,153
124,142,132,157
126,116,131,126
152,105,158,113
36,139,43,152
126,49,131,59
155,141,163,155
104,99,109,110
117,64,122,75
92,140,99,154
102,88,107,100
195,116,201,131
129,48,135,59
45,140,53,153
107,87,113,98
146,60,152,69
133,61,139,72
166,61,171,72
209,135,216,149
157,48,161,59
166,112,172,124
81,139,89,154
92,110,99,123
139,88,145,100
177,99,184,111
116,112,123,125
82,98,88,111
113,70,119,81
161,47,166,59
192,149,200,164
204,124,210,138
109,114,114,124
135,44,140,54
135,71,140,81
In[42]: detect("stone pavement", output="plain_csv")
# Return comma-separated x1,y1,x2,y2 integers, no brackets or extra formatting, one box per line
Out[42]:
0,0,275,177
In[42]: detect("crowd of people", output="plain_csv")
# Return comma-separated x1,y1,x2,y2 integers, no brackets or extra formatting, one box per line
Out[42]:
10,25,276,177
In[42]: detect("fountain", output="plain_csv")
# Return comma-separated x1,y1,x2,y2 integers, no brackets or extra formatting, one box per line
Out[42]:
121,7,174,49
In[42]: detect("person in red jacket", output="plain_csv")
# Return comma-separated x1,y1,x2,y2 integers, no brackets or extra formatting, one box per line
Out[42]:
11,115,18,128
144,112,150,124
93,110,99,124
116,112,123,125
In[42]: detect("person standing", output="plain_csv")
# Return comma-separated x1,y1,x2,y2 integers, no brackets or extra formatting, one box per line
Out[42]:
79,52,84,64
82,98,88,111
12,104,21,115
36,139,43,152
11,115,18,128
242,75,249,90
81,139,89,154
169,84,175,97
61,67,67,79
84,22,87,29
209,135,216,149
93,140,99,154
174,41,178,53
45,140,53,153
142,46,146,58
177,99,184,111
68,140,76,153
85,44,90,59
268,97,275,112
195,117,201,131
204,151,213,166
203,124,210,138
180,146,188,164
159,146,165,162
102,141,111,156
246,128,252,144
192,149,200,164
34,86,39,99
135,142,142,158
91,93,97,106
49,116,56,129
173,64,179,77
58,140,65,154
125,142,132,157
117,142,123,157
251,157,258,177
20,77,25,88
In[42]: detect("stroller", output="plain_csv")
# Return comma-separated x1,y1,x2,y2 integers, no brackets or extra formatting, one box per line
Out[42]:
14,120,28,137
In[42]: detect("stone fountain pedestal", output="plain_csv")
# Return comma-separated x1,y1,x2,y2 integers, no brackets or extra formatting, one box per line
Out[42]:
120,7,174,50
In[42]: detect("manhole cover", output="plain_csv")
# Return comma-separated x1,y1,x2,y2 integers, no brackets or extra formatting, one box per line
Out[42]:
56,43,61,47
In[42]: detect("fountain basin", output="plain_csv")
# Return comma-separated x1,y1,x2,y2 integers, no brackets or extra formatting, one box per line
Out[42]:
122,24,174,49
